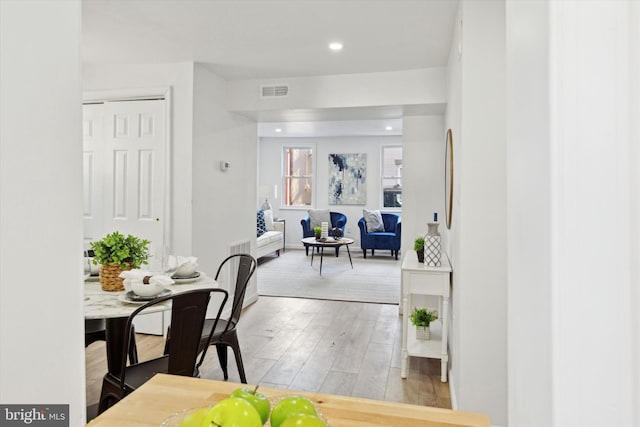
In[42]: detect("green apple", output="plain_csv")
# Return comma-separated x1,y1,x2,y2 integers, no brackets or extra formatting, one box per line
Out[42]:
280,414,327,427
269,396,317,427
179,407,211,427
200,397,262,427
230,386,270,425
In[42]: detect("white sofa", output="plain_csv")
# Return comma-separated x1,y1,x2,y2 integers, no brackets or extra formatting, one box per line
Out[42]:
257,220,284,259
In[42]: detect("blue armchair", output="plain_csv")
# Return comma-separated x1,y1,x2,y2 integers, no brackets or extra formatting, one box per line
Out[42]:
301,212,347,256
358,213,401,260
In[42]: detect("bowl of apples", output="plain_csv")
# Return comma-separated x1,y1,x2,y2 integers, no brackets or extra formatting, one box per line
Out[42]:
161,385,329,427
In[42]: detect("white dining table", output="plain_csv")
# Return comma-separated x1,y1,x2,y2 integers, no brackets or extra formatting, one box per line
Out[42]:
84,274,218,378
84,275,218,319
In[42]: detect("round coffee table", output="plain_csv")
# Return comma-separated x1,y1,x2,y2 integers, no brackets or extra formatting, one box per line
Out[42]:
301,237,354,275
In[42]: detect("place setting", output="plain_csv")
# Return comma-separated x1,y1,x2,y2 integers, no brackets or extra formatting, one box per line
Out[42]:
117,270,175,305
171,256,202,284
116,253,202,304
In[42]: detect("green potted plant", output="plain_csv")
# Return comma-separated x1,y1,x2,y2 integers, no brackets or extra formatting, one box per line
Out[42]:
414,237,425,263
410,307,438,340
313,226,322,240
91,231,150,292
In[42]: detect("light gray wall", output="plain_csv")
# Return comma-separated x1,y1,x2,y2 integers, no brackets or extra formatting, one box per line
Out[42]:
459,2,507,423
228,68,447,114
446,2,508,425
505,2,553,426
192,64,258,303
633,4,640,425
401,116,446,256
506,1,640,425
0,0,86,423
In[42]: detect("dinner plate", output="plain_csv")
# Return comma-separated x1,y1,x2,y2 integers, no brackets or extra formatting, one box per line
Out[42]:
117,289,171,304
171,271,201,284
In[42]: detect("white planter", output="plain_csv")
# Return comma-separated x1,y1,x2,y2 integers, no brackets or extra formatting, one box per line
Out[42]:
415,325,431,340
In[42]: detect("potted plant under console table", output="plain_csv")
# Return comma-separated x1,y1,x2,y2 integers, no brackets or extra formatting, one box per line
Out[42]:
400,252,452,382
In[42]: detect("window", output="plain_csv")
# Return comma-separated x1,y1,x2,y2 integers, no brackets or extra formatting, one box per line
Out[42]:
283,147,313,207
381,146,403,209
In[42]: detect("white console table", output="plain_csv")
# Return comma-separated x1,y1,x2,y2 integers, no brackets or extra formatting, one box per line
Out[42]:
400,253,452,382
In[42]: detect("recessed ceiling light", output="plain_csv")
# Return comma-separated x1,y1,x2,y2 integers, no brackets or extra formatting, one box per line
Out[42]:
329,42,343,51
385,126,393,131
275,128,282,133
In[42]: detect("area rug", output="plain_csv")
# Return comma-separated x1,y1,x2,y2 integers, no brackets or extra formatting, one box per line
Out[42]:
257,248,400,304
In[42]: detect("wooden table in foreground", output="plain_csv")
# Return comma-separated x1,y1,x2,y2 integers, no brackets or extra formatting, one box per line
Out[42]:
87,374,490,427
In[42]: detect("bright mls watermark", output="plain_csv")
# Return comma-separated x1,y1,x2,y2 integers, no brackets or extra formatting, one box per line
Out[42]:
0,405,68,426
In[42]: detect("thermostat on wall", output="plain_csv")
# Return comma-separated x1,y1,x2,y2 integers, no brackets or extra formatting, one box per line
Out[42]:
220,161,230,172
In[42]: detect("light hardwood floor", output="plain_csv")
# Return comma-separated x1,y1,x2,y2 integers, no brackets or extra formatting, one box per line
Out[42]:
85,296,451,409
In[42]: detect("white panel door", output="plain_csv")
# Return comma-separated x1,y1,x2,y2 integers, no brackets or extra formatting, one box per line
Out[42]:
83,99,167,335
82,103,106,248
102,99,166,252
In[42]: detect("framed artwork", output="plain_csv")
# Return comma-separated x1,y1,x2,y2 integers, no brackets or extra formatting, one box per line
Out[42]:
328,153,366,205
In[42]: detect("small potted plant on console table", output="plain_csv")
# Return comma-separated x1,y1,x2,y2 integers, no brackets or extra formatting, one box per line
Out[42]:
414,237,425,263
410,307,438,340
313,226,322,241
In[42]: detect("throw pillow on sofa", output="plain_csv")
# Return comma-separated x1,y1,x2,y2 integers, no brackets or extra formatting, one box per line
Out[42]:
308,209,331,229
363,209,385,232
257,210,268,237
263,209,275,231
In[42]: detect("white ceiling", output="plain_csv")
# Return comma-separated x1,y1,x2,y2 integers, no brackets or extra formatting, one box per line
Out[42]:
82,0,458,135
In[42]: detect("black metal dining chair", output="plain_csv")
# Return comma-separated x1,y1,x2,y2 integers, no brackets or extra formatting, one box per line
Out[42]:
85,319,139,364
195,254,257,383
97,287,228,414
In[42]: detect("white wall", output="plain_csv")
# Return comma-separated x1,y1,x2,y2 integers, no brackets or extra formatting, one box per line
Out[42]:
507,1,639,426
546,2,636,426
505,1,552,426
632,4,640,425
83,62,195,256
401,116,446,256
258,135,403,250
228,68,447,115
0,0,86,424
446,2,508,425
191,64,258,304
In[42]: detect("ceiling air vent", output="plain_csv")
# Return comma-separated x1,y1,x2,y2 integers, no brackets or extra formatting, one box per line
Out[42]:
260,84,289,98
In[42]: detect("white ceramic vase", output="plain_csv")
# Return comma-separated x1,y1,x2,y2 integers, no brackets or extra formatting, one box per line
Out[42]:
321,221,329,239
425,222,442,267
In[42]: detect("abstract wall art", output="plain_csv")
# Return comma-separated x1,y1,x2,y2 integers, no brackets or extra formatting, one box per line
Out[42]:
328,153,366,205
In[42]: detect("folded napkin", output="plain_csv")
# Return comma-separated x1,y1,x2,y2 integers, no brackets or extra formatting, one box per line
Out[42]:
119,269,175,297
174,256,199,277
119,269,175,286
176,256,198,268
